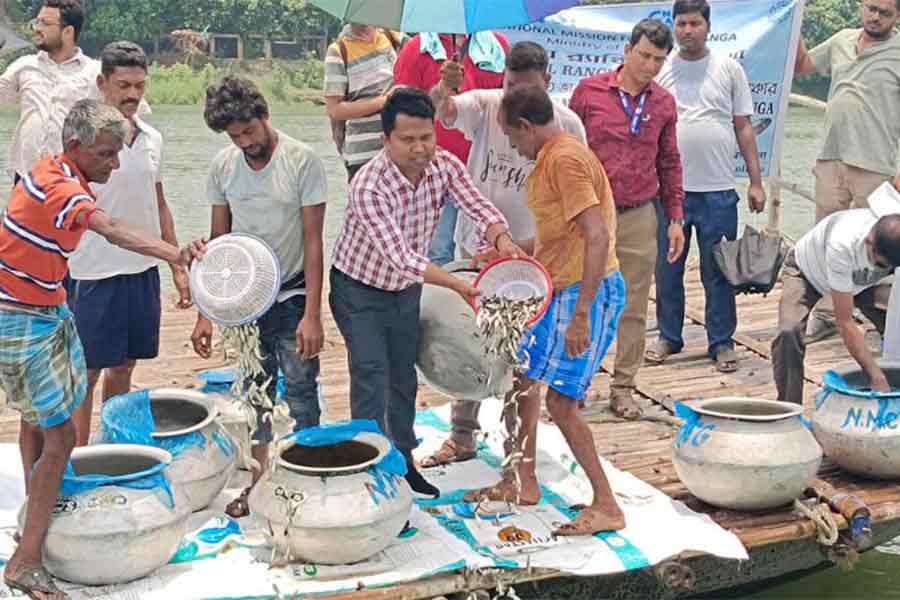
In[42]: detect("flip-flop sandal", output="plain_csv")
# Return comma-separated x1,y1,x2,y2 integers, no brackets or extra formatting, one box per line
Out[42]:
418,439,477,469
225,486,251,518
714,347,739,373
452,502,516,520
462,480,540,505
553,507,626,536
644,339,678,364
4,565,68,599
610,390,643,420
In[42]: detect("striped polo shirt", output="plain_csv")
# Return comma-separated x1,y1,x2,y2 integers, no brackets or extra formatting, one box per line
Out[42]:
324,27,399,167
0,155,98,306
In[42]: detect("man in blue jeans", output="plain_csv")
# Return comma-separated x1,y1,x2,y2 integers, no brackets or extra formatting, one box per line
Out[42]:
191,76,327,518
648,0,766,372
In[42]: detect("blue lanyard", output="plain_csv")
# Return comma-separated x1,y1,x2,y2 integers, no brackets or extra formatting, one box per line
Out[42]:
618,89,649,135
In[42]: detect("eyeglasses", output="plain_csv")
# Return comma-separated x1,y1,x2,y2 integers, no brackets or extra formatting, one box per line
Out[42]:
30,18,64,30
863,3,896,18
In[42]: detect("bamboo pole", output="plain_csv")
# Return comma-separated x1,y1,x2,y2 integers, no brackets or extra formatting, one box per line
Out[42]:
789,92,827,112
767,165,782,235
771,176,816,205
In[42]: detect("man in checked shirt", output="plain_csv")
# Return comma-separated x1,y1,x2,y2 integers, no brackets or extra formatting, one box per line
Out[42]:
330,88,523,497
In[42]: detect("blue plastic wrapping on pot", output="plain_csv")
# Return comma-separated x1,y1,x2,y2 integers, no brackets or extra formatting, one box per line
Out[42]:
59,458,175,508
197,368,286,400
821,370,900,398
284,419,407,478
816,370,900,417
101,390,205,457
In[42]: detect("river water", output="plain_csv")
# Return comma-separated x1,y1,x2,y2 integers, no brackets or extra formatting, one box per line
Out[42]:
0,104,895,598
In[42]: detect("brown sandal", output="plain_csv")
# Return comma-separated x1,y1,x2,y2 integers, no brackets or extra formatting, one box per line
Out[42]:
418,439,477,469
610,389,643,420
714,347,739,373
644,338,677,364
462,479,540,505
4,564,69,599
553,506,626,536
225,486,251,518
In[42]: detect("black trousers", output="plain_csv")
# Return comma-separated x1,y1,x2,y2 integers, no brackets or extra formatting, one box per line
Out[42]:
329,268,422,450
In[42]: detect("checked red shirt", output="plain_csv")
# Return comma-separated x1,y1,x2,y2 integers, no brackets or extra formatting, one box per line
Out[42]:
332,148,507,291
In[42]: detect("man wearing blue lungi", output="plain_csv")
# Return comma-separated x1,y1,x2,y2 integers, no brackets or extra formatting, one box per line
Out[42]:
472,84,628,536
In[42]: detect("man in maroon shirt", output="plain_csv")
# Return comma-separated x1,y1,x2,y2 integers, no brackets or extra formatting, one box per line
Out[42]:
570,19,685,420
394,32,508,265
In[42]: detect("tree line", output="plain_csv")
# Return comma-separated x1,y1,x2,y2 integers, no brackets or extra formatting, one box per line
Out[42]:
8,0,342,55
6,0,858,61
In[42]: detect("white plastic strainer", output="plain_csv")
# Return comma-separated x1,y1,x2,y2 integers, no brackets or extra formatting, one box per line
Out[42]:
190,233,281,326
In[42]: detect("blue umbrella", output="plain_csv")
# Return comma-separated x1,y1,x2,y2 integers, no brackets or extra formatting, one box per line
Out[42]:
309,0,579,33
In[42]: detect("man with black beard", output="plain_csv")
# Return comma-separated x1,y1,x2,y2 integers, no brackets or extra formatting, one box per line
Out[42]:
795,0,900,342
191,76,328,518
0,0,101,186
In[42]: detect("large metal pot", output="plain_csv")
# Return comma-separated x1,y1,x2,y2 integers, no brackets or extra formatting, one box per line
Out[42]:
18,444,191,585
417,261,513,400
672,397,822,510
148,389,238,511
248,431,412,564
812,363,900,479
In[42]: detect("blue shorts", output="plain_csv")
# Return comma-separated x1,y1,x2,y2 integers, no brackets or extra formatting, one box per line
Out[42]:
522,272,626,401
70,267,161,370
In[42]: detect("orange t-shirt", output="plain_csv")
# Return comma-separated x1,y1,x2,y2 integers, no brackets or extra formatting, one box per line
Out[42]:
0,155,98,306
526,133,618,290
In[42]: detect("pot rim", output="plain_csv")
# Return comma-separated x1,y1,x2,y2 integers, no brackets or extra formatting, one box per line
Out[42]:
149,389,219,439
693,397,803,422
69,443,172,484
276,431,390,475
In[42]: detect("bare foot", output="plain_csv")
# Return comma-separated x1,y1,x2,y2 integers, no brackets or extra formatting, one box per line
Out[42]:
553,505,626,536
462,478,541,505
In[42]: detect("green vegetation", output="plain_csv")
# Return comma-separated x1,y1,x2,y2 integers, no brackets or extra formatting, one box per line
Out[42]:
11,0,341,56
143,56,324,106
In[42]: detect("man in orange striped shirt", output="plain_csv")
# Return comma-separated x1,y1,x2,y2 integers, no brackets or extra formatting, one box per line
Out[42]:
0,99,204,600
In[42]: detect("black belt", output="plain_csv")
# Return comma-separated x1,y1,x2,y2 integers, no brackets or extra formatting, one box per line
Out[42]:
281,270,306,292
616,198,655,214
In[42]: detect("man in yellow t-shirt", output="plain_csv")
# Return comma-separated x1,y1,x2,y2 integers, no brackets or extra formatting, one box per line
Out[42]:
475,84,626,536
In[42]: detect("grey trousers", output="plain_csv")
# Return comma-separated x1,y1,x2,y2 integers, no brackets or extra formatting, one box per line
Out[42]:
772,250,885,404
449,391,520,458
329,268,421,450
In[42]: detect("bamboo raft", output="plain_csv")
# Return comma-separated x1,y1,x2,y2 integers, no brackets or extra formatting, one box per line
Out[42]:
2,268,899,599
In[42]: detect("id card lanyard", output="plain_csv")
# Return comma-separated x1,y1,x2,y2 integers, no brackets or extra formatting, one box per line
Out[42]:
618,89,649,135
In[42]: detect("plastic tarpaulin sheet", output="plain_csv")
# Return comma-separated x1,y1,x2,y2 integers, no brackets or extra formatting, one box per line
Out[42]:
0,399,748,599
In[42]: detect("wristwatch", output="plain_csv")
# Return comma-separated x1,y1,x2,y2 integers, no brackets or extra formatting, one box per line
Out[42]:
668,219,684,227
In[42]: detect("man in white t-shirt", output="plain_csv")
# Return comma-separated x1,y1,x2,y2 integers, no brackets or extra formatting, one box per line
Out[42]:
773,200,900,403
68,42,188,446
191,76,327,518
648,0,766,373
419,41,585,468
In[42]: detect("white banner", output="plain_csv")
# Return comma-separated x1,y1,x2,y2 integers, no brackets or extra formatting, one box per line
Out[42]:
503,0,806,178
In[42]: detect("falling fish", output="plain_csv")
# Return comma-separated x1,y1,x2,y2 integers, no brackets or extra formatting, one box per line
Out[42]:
472,295,544,507
475,295,543,366
752,117,772,136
